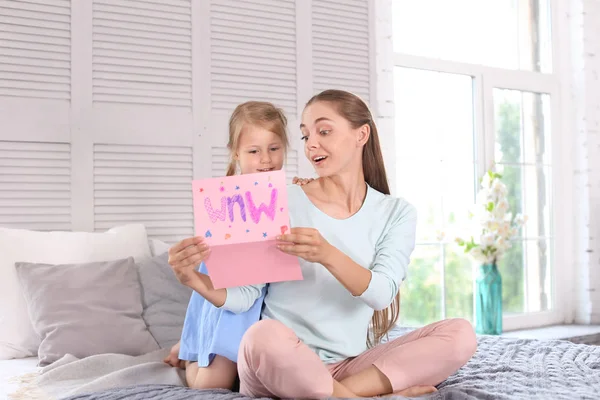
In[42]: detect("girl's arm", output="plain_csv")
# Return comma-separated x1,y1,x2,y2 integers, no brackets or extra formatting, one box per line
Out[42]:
185,270,265,313
184,270,227,307
278,201,417,311
220,284,266,314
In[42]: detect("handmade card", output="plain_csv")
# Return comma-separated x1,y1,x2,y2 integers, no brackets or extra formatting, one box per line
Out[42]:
192,169,302,289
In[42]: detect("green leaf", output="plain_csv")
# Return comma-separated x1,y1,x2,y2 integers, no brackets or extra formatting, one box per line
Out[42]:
464,237,478,253
487,170,503,181
486,202,495,212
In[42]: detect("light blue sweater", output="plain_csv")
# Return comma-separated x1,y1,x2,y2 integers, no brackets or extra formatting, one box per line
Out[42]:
221,184,417,364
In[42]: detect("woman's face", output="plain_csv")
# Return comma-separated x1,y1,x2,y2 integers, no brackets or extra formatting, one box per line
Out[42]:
300,101,368,177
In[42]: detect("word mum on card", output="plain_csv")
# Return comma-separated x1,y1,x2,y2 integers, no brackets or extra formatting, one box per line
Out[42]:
194,170,289,246
204,188,277,225
191,169,302,288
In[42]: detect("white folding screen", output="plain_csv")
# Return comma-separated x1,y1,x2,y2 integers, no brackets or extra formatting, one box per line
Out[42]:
92,143,195,244
0,141,72,231
0,0,374,243
0,0,73,231
210,0,297,115
312,0,370,103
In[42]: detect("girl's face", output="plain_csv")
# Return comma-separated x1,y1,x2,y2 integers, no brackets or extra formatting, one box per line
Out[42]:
235,125,285,175
300,101,367,177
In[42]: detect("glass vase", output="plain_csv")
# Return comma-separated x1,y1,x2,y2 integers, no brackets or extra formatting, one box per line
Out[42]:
475,263,503,335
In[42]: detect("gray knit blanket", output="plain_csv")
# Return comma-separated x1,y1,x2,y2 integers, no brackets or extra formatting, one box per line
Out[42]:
11,330,600,400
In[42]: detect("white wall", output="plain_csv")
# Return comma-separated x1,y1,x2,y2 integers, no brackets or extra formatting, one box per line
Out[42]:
0,0,377,243
372,0,397,195
570,0,600,324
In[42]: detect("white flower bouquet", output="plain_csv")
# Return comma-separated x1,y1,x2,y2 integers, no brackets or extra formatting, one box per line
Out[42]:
455,170,527,265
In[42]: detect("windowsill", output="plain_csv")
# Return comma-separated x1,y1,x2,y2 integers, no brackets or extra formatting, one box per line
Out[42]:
502,325,600,345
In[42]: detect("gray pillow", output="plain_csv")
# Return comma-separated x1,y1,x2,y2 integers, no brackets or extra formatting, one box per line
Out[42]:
136,253,193,349
15,257,160,366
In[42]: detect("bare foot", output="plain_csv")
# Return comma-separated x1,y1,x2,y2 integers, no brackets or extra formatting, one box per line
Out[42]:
390,385,437,397
163,342,185,368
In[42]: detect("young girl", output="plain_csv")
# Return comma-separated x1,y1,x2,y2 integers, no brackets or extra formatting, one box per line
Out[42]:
164,101,290,390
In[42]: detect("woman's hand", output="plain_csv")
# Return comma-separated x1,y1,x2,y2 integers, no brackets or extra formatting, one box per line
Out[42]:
278,228,372,298
168,236,210,286
292,176,314,186
276,228,336,264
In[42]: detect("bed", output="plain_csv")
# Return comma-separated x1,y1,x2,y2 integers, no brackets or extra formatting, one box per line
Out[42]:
2,233,599,399
1,357,40,399
13,327,596,400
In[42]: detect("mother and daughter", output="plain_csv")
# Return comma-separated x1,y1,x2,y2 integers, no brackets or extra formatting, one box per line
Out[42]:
164,89,477,398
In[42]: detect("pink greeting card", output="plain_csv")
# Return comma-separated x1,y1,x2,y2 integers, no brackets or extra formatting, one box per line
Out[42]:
192,169,303,289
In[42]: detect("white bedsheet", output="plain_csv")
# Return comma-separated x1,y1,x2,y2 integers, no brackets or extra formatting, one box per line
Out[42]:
0,357,40,399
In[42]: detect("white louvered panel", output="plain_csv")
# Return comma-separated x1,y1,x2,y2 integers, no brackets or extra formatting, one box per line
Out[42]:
93,144,193,243
0,141,71,231
0,0,71,100
285,149,299,184
92,0,192,107
312,0,370,102
210,0,297,115
211,146,230,177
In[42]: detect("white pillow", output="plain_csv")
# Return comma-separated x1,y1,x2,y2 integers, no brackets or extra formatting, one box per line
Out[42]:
149,238,171,257
0,224,152,360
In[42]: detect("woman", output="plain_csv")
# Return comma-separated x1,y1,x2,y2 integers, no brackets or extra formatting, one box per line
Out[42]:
170,90,477,398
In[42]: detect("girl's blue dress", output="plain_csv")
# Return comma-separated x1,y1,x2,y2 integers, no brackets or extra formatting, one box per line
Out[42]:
178,262,266,366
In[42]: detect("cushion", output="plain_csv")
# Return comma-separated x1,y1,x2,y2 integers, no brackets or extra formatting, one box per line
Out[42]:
137,253,193,349
149,238,171,257
0,224,152,360
15,257,159,366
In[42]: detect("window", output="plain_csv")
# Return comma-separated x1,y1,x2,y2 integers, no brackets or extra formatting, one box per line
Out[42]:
394,69,476,326
392,0,552,73
494,90,553,315
392,0,564,330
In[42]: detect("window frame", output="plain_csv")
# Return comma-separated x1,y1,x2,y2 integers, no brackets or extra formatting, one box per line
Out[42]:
391,0,574,331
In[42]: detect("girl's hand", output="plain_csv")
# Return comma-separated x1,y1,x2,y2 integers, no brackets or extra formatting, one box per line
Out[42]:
276,228,335,264
168,236,210,286
292,176,314,186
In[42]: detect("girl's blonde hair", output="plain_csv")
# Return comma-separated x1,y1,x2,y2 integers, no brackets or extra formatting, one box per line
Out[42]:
226,101,289,176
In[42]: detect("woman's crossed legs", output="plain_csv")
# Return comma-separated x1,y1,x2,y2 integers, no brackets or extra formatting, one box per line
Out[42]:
237,318,477,398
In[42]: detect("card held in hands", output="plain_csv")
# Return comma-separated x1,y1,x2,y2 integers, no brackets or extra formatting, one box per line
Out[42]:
192,169,302,289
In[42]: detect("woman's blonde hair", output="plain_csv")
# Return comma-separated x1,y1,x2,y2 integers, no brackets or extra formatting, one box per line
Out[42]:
226,101,289,176
305,89,399,347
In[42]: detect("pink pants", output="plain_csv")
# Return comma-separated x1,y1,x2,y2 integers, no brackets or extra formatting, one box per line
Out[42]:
237,318,477,399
